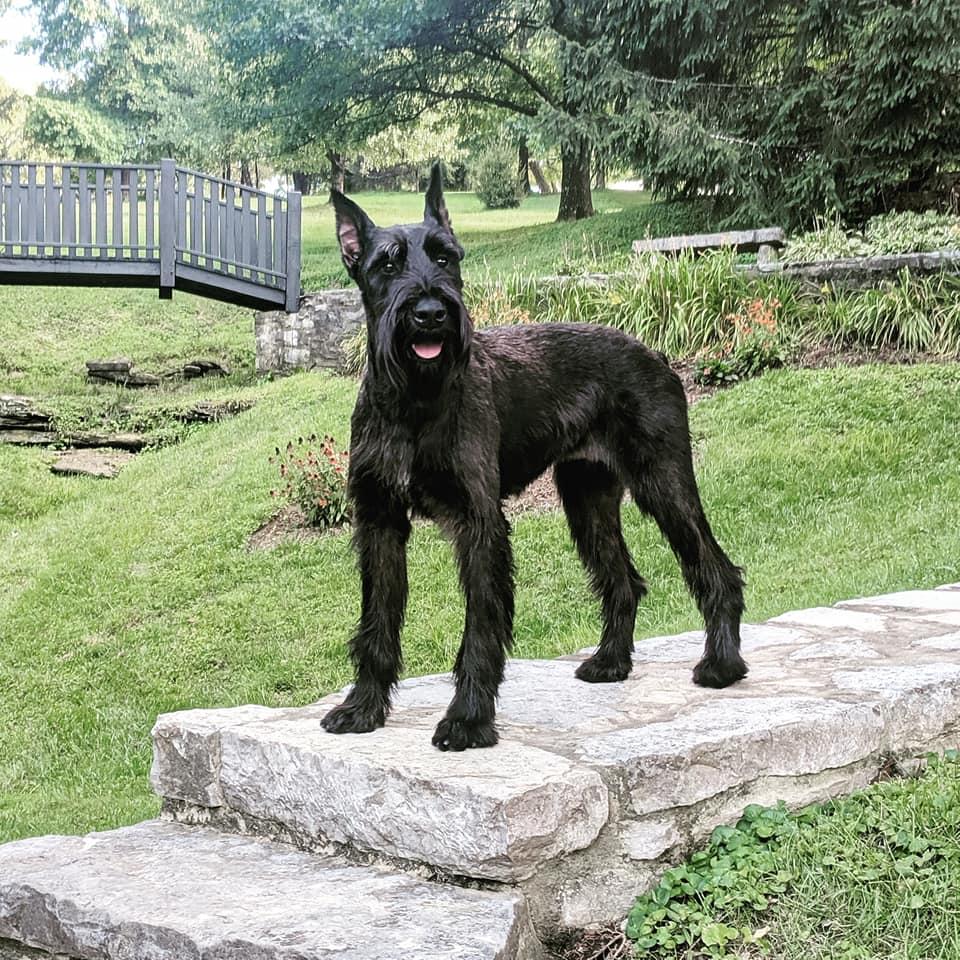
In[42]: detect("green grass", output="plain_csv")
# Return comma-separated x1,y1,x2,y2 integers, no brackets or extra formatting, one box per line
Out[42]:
627,753,960,959
0,189,713,401
0,285,255,399
2,363,959,841
298,187,712,289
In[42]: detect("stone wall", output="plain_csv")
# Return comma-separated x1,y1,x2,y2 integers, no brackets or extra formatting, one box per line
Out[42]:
746,249,960,289
254,288,364,375
254,250,960,375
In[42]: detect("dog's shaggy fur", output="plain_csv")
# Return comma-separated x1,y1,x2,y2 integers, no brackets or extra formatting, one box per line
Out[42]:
321,166,747,751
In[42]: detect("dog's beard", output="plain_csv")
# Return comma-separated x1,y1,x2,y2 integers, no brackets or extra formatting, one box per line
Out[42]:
368,279,472,392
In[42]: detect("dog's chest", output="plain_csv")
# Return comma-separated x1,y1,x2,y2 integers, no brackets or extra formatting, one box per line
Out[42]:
407,433,469,518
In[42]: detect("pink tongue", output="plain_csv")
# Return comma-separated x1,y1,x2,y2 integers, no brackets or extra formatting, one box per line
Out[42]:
413,341,443,360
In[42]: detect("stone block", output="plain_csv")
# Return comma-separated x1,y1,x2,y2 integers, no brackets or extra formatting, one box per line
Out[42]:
0,821,541,960
153,707,609,882
838,589,960,613
578,696,883,815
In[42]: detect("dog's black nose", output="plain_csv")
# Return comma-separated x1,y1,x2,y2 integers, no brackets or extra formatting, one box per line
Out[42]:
413,297,446,328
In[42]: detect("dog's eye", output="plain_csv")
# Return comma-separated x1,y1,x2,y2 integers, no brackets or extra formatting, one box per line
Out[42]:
435,255,448,267
383,261,397,275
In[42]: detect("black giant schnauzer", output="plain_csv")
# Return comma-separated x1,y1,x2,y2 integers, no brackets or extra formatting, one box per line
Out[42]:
321,165,747,751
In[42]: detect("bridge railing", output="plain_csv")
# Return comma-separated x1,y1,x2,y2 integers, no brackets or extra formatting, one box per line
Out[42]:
0,159,301,312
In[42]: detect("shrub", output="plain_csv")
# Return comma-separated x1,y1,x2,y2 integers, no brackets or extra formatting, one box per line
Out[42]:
784,210,960,262
864,210,960,254
471,143,523,210
694,296,788,386
269,434,351,529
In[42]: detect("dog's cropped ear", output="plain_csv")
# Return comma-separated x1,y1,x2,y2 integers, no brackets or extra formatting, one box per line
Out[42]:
331,190,375,280
424,162,454,235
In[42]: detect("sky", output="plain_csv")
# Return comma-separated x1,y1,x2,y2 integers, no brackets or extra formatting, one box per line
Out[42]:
0,6,63,93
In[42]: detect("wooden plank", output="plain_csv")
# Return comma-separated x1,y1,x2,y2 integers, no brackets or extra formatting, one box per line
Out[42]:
224,184,236,268
209,190,220,262
44,164,60,252
257,193,269,283
79,168,92,256
95,168,107,255
190,175,203,266
285,190,301,312
145,169,156,255
204,178,214,266
159,159,176,295
633,227,786,256
129,168,139,258
112,168,123,258
26,164,38,247
63,166,76,249
240,189,251,279
274,202,286,286
2,166,17,254
176,167,187,260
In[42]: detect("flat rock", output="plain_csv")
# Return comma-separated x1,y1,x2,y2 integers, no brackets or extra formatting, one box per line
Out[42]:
86,358,160,388
151,584,960,899
153,709,609,882
0,821,539,960
50,449,136,479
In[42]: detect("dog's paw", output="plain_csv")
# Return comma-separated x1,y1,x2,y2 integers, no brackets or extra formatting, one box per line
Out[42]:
432,717,499,752
575,655,632,683
321,701,386,735
692,654,748,689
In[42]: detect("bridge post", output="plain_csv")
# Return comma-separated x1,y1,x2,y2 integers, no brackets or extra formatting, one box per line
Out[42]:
159,159,176,300
285,190,301,313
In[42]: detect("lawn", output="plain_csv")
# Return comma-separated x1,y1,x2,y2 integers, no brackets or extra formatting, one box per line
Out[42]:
2,189,959,957
1,187,703,402
2,363,959,841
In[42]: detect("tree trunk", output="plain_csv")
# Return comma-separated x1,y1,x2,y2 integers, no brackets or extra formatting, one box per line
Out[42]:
240,159,252,186
529,159,552,195
327,150,345,193
557,138,594,221
518,139,530,195
292,171,312,195
593,155,606,191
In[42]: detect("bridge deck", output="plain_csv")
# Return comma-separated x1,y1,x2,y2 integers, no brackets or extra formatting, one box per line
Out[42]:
0,160,300,312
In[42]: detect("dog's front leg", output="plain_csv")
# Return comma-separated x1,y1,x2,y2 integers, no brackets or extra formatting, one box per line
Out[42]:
322,495,411,735
433,508,515,751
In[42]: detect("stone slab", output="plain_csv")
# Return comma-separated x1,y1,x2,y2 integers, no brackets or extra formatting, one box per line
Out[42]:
0,821,540,960
50,449,136,479
838,589,960,613
147,584,960,932
152,707,609,882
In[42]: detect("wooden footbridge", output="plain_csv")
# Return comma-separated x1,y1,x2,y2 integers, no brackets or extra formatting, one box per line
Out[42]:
0,159,301,312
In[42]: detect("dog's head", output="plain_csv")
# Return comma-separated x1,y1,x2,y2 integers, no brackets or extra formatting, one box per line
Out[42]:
331,163,471,387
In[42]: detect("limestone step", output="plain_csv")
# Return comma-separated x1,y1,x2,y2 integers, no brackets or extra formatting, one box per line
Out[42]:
151,586,960,929
0,820,539,960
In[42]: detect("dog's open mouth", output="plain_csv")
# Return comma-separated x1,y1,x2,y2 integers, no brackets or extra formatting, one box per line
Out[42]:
411,338,444,361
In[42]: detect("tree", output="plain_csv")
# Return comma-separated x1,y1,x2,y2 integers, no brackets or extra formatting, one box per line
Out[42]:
565,0,960,224
22,0,257,170
0,80,31,158
24,96,122,162
206,0,599,220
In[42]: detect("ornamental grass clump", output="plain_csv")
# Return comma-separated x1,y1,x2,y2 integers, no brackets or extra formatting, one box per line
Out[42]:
270,434,351,529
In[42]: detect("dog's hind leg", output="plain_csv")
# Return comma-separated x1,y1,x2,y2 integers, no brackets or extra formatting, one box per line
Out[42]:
630,453,747,689
432,507,514,751
322,493,411,735
556,459,647,683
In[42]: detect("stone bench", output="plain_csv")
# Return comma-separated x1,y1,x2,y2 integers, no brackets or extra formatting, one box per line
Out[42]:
633,227,786,266
2,584,960,959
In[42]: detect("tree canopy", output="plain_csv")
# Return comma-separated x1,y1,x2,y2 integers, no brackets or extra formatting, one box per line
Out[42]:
8,0,959,224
